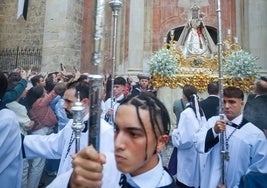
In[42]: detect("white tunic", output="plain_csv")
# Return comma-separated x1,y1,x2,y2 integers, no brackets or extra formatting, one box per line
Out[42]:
194,114,267,188
23,115,114,176
101,94,124,123
172,106,207,187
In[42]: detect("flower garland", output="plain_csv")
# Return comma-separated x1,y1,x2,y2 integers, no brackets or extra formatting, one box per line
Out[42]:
148,49,178,78
223,49,260,79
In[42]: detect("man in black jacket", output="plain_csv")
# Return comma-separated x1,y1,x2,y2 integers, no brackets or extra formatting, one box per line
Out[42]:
200,82,219,120
243,76,267,135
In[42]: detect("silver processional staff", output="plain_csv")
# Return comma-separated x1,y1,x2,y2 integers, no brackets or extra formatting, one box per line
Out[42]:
71,91,85,153
88,0,106,152
108,0,123,126
216,0,228,186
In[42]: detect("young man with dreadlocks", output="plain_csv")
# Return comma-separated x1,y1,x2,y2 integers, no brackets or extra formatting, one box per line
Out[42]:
49,92,177,187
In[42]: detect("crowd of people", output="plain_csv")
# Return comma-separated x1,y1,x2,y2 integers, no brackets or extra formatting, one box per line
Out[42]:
0,65,267,188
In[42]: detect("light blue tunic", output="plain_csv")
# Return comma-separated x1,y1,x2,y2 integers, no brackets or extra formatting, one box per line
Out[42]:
0,109,22,188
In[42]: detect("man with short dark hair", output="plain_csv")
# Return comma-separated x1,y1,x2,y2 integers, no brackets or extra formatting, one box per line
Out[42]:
195,86,267,188
102,76,126,125
200,82,219,120
243,76,267,134
30,74,46,87
22,81,114,180
131,73,154,95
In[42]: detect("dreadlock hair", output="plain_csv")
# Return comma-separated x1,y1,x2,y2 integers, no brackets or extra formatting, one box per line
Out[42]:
183,84,204,117
119,92,170,160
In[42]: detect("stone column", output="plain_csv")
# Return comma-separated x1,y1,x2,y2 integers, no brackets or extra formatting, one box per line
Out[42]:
41,0,84,73
247,0,267,74
127,0,145,74
236,0,267,75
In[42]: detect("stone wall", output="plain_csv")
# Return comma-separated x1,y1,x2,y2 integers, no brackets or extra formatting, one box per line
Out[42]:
0,0,84,73
0,0,46,49
41,0,84,72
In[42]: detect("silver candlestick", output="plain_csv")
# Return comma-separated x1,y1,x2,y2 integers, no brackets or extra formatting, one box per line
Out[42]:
109,0,122,125
71,91,85,153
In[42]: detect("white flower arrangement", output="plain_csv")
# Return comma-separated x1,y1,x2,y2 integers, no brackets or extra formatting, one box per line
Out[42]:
223,50,260,78
148,49,178,78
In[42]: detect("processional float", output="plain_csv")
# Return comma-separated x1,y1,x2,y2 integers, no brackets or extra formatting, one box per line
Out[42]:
160,1,228,186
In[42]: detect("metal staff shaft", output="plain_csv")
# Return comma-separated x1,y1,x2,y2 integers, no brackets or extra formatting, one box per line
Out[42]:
109,0,122,125
92,0,105,68
216,0,226,186
88,75,104,152
88,0,106,152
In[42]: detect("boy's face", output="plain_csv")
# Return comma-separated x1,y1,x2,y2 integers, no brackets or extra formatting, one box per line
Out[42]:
113,84,125,98
37,77,46,87
139,78,149,89
223,96,244,121
114,104,167,176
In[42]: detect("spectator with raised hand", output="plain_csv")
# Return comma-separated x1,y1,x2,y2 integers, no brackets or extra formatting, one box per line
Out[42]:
2,68,27,104
5,71,34,188
24,83,64,188
30,74,46,88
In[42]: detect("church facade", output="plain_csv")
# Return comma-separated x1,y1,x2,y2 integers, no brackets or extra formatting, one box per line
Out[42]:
1,0,267,124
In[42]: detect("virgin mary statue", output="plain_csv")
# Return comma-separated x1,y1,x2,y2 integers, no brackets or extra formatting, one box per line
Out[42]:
176,4,217,58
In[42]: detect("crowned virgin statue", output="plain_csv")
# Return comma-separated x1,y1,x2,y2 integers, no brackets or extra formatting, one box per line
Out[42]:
176,4,217,58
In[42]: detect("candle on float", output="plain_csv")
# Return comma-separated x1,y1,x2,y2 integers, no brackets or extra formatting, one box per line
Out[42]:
234,37,238,44
227,29,231,35
163,36,167,43
170,30,174,36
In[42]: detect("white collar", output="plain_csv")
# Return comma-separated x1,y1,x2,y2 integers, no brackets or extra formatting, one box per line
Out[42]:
115,94,124,101
125,155,171,187
209,94,219,98
225,114,243,125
